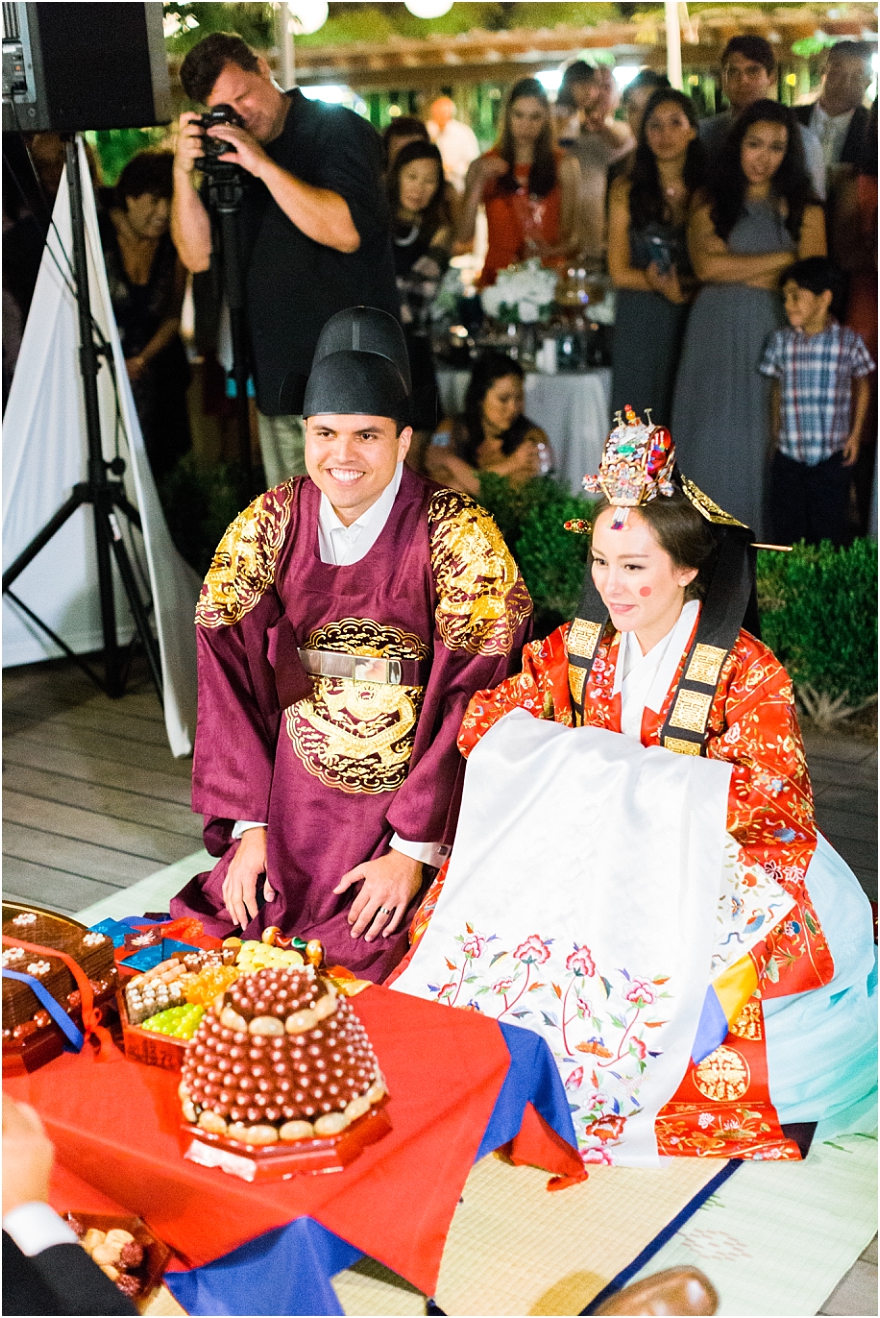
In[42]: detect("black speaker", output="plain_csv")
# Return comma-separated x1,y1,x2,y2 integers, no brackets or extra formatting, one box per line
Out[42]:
2,2,171,133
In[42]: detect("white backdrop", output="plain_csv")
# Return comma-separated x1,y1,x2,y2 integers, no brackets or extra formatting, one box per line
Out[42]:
2,142,200,756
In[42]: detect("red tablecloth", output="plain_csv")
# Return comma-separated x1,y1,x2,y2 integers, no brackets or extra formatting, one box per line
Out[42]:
5,984,581,1294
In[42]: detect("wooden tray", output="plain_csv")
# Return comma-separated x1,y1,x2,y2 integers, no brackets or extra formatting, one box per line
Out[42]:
2,901,117,1076
63,1211,172,1313
181,1105,392,1182
116,989,190,1071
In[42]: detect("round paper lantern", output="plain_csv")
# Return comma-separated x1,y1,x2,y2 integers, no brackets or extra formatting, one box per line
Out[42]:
404,0,454,18
287,0,329,36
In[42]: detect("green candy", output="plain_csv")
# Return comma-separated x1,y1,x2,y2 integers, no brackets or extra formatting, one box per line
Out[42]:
141,1003,204,1039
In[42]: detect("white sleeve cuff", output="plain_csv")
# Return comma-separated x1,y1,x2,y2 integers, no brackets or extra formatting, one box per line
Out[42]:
389,834,450,869
231,821,268,840
2,1201,79,1256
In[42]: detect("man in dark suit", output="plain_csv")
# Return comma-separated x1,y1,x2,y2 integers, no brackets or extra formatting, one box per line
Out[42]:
794,41,873,187
2,1095,137,1316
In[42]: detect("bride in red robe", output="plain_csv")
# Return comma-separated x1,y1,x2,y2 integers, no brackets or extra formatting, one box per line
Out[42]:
392,412,876,1164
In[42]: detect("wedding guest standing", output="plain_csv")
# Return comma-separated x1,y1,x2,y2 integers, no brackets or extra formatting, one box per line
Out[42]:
100,151,191,483
606,70,673,190
832,99,878,532
458,78,579,287
608,90,706,423
794,41,873,194
761,257,874,547
382,115,430,170
672,101,826,534
426,96,480,195
556,61,634,259
388,140,453,469
700,36,826,200
622,70,673,143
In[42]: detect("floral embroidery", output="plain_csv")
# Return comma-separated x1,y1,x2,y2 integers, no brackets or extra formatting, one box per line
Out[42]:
425,923,672,1159
458,620,831,1002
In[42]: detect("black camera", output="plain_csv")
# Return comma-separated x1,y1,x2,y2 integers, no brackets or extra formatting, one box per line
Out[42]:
196,103,245,175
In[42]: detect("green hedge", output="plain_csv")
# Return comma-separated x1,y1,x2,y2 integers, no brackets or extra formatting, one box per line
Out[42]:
159,455,251,577
477,474,594,632
757,539,878,708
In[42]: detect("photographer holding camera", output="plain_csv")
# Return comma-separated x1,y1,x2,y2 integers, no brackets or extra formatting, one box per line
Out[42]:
172,32,400,486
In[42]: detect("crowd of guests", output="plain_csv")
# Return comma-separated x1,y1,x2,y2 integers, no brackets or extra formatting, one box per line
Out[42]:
3,30,875,549
416,36,877,545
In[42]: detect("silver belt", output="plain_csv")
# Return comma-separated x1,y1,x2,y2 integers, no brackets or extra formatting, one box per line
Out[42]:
299,648,404,685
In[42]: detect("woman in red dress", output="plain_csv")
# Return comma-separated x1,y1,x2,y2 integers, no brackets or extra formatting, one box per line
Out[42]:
458,77,580,288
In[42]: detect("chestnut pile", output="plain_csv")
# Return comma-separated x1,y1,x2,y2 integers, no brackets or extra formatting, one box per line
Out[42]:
180,965,386,1148
66,1221,144,1299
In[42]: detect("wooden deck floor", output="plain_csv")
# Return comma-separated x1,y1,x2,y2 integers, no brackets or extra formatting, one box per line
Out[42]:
3,656,199,917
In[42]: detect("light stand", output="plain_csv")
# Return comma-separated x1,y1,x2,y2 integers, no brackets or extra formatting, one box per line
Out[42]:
204,168,254,491
2,134,163,701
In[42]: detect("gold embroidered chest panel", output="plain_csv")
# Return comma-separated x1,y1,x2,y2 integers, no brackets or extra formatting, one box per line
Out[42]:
285,618,429,795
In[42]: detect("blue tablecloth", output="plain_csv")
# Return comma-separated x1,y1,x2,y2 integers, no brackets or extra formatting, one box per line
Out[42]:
166,1021,576,1316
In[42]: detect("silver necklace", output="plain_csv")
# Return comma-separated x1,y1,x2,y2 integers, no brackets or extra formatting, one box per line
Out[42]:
395,222,420,247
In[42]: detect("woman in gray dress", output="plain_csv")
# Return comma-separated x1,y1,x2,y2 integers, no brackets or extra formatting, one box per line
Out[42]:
671,100,826,534
608,89,706,426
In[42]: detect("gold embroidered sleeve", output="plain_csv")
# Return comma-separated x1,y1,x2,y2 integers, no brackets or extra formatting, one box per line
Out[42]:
195,483,294,628
428,488,532,656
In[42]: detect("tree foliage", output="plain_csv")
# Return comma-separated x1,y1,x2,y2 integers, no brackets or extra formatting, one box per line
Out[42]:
164,2,274,56
163,1,630,53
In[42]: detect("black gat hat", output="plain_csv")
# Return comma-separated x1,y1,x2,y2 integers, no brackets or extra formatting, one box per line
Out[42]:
301,306,412,428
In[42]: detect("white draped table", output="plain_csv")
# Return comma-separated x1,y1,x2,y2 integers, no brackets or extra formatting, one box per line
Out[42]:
436,367,611,494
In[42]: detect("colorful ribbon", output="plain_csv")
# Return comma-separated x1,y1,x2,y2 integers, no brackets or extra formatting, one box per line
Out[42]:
2,935,115,1059
1,968,85,1050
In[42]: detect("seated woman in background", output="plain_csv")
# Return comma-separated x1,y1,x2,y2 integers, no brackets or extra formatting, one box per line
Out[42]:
458,77,579,287
608,89,706,423
425,352,552,496
671,100,825,535
387,140,453,471
99,150,191,484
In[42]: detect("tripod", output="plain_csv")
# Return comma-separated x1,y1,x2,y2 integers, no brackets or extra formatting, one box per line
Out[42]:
2,135,163,701
205,166,253,490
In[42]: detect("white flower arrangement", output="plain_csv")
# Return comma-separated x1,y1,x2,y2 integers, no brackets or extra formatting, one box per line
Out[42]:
480,258,558,325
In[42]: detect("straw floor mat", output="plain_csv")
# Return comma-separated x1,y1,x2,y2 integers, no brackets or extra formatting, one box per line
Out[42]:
143,1285,186,1316
333,1153,724,1316
626,1129,878,1316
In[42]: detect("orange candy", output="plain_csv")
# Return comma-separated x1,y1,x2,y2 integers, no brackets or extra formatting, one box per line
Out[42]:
184,964,239,1005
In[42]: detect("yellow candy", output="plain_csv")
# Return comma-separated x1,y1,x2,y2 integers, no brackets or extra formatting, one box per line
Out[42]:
235,941,303,973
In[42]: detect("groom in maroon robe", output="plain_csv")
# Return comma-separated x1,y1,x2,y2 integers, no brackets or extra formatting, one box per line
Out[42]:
172,308,532,980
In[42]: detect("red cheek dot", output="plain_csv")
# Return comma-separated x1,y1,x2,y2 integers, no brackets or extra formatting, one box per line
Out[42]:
639,586,652,597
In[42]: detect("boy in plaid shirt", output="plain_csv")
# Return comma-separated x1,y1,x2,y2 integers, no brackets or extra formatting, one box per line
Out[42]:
760,257,874,546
